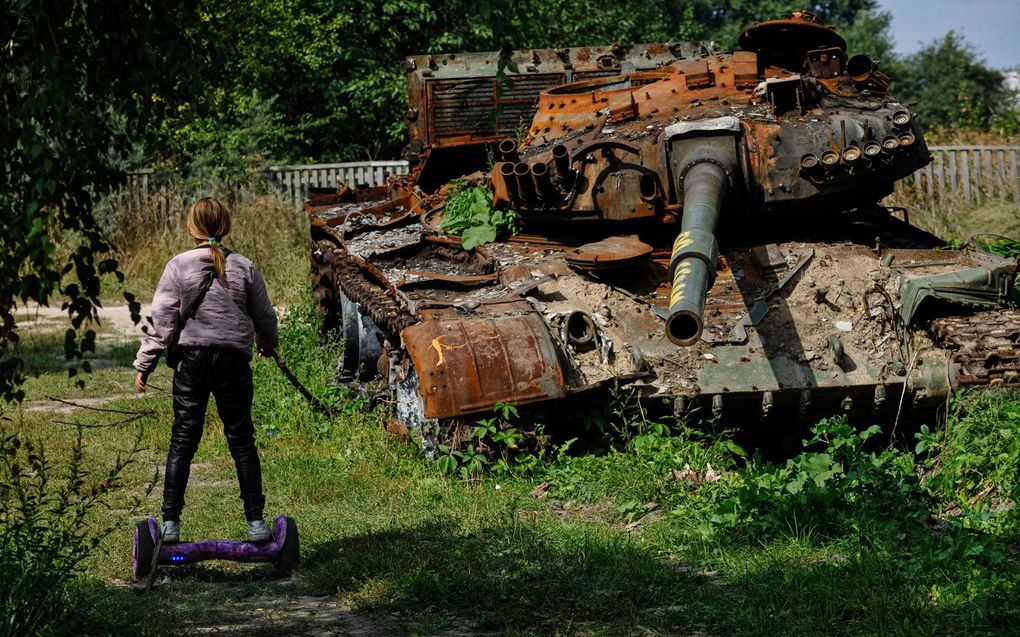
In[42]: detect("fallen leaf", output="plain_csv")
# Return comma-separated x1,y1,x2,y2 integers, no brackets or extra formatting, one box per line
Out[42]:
530,482,550,498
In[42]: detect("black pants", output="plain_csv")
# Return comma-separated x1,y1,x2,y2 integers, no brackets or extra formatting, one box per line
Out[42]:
162,347,265,522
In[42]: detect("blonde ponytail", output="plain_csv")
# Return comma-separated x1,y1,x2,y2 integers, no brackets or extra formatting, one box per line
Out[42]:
186,197,232,283
208,242,227,283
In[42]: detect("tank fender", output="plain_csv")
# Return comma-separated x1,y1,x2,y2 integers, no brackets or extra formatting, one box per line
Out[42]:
400,311,570,419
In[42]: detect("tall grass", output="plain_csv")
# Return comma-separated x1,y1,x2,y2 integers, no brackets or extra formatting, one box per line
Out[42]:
924,129,1020,146
0,423,142,636
882,128,1020,240
94,174,311,305
887,194,1020,241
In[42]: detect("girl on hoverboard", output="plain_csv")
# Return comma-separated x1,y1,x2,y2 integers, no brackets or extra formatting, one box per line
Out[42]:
133,197,278,544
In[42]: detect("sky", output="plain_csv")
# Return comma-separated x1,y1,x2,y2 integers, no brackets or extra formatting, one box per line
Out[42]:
878,0,1020,70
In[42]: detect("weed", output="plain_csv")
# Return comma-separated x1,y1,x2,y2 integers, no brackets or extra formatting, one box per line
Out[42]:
921,389,1020,525
543,391,742,508
438,181,519,250
435,403,572,479
713,418,927,544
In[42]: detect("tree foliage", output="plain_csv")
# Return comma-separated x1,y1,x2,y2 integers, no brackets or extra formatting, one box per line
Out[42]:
1,1,203,400
160,0,882,165
895,32,1017,132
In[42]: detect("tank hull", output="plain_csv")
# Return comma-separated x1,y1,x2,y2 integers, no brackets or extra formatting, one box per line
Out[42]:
310,197,1016,435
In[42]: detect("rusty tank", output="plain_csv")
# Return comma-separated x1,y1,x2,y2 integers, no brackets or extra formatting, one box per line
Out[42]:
307,12,1019,448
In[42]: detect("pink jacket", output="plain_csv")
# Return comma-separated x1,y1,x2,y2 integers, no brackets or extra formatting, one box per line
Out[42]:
133,248,278,373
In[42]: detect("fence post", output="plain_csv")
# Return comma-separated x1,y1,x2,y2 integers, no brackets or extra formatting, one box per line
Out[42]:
933,151,945,211
947,149,958,203
960,150,971,204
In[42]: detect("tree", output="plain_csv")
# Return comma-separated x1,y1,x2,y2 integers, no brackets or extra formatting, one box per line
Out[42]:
840,8,897,63
160,0,888,166
896,32,1015,131
678,0,879,52
1,1,204,401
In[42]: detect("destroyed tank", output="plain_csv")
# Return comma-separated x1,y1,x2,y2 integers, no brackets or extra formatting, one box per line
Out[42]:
308,12,1019,447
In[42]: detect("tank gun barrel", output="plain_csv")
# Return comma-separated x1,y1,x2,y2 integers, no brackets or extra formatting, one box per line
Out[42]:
666,162,728,346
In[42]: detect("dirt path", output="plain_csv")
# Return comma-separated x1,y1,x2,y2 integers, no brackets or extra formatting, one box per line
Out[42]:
181,595,400,636
16,301,152,337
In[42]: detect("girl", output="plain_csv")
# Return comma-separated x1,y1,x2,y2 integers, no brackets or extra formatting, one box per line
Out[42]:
133,197,278,543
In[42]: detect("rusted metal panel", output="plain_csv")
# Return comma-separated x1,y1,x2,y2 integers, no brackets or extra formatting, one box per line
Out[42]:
564,235,653,270
401,311,568,419
732,50,759,88
404,41,720,157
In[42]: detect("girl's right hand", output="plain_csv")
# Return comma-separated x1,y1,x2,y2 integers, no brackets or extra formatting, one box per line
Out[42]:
135,371,148,393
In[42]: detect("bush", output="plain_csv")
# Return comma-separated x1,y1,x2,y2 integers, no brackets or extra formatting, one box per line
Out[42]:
713,418,927,543
921,390,1020,527
0,425,138,636
702,412,1020,625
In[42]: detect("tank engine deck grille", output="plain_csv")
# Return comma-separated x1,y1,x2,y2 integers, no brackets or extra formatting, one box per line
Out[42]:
426,72,618,142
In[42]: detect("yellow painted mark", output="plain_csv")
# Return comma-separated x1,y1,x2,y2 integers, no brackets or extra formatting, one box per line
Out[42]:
430,337,450,367
671,231,693,258
670,268,689,307
429,333,502,368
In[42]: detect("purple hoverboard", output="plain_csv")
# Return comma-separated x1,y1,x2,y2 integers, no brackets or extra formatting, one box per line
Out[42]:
132,515,299,578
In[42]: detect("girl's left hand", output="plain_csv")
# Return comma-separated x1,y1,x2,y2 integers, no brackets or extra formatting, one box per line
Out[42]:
135,371,148,393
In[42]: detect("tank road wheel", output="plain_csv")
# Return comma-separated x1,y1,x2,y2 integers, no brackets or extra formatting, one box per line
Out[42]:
390,359,446,456
276,517,300,577
338,293,385,382
133,519,155,579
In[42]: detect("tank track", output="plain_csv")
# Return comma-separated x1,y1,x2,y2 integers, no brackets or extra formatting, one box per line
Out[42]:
930,309,1020,386
316,241,415,337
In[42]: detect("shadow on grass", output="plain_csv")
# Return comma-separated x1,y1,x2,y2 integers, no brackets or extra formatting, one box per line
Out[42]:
294,518,1019,636
78,516,1020,636
300,518,709,634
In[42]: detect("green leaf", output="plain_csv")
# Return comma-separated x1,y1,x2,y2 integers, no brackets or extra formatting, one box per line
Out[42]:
436,455,458,475
461,224,497,251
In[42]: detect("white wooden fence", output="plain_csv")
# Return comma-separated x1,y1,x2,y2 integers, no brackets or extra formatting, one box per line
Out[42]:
123,161,410,214
264,161,410,208
896,145,1019,210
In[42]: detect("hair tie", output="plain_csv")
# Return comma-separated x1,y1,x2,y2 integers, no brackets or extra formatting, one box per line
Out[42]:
208,236,218,246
